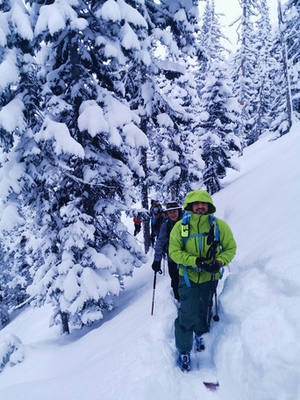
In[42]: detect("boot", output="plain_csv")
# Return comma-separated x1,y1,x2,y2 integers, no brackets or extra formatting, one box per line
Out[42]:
178,351,191,371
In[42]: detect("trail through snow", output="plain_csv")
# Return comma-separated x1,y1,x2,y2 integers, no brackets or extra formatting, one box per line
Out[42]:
0,124,300,400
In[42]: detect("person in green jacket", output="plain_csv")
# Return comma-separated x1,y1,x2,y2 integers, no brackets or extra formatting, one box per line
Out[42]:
169,190,237,372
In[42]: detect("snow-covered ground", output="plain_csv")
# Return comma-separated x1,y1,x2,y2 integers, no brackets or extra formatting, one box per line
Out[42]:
0,122,299,400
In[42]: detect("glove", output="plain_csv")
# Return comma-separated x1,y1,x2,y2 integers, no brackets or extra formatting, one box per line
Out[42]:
196,258,222,274
209,260,222,274
152,260,162,274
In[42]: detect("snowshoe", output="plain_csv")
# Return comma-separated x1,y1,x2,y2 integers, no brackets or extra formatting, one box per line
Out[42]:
195,335,205,352
178,352,191,371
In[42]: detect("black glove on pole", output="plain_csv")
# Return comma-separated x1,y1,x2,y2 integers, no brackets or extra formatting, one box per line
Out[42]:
209,260,222,274
151,260,163,315
152,260,162,274
196,258,222,274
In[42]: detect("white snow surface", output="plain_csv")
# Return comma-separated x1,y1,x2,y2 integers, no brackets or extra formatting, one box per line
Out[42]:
0,51,19,92
0,123,300,399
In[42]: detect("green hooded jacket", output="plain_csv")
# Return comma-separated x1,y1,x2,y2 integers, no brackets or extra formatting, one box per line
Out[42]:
169,190,237,284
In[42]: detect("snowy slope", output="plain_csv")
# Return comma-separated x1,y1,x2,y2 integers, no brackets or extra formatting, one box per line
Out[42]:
0,123,299,400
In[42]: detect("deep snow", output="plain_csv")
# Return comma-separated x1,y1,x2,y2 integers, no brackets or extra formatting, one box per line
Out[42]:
0,122,299,400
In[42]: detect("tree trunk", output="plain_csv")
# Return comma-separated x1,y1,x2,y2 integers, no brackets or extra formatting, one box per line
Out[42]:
61,311,70,334
277,0,293,135
140,147,151,254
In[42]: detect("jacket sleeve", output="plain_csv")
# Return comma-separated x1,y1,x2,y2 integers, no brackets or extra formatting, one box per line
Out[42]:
215,219,237,266
153,221,169,261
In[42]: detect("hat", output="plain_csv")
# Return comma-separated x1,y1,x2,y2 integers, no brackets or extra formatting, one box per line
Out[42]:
165,202,181,212
183,190,216,214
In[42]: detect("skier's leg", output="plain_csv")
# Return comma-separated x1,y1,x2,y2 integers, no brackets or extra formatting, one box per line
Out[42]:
168,261,180,300
175,277,200,352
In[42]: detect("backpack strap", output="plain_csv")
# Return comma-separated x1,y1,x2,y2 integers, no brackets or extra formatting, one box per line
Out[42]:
209,215,219,243
181,211,191,243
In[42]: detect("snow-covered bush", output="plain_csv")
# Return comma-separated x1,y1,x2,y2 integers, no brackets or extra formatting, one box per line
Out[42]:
0,333,24,372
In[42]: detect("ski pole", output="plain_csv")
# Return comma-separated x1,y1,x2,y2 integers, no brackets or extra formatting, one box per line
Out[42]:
151,272,157,315
206,276,214,328
213,290,219,322
213,274,220,322
163,255,166,276
206,275,219,327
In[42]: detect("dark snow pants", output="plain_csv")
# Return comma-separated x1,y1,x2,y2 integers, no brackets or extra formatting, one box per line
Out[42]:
168,261,180,301
175,276,218,353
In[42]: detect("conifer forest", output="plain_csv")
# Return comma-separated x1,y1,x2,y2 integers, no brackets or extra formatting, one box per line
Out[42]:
0,0,299,334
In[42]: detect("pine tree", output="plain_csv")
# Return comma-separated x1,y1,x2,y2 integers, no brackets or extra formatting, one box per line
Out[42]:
248,0,274,144
198,65,240,194
269,0,292,136
0,0,39,314
116,0,204,248
21,0,148,333
144,0,203,202
231,0,261,147
148,67,199,202
282,0,300,118
193,0,240,194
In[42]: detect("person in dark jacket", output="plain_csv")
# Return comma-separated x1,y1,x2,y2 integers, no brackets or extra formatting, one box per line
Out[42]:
151,202,183,301
150,203,164,246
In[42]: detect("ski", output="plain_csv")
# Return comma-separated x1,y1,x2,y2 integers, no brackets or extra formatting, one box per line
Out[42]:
203,381,219,391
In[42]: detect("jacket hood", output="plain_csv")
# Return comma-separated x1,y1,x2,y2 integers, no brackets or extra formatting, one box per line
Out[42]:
183,190,216,214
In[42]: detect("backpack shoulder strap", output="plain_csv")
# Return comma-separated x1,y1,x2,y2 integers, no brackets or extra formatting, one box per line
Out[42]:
181,211,191,245
209,215,220,242
181,212,219,245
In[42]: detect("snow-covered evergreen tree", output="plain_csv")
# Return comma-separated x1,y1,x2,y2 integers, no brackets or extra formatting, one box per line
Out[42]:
113,0,205,247
0,0,39,314
148,65,200,202
145,0,204,201
248,0,274,144
268,0,293,136
192,0,240,194
2,0,291,335
18,0,148,333
231,0,260,147
282,0,300,119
